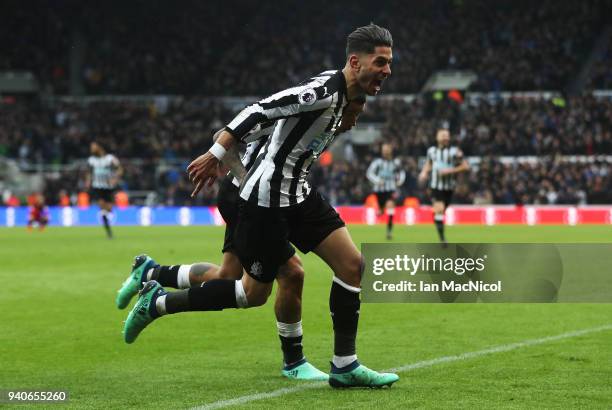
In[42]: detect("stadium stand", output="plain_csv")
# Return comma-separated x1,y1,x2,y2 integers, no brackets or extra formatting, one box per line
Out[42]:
2,0,611,94
0,0,611,208
1,95,610,206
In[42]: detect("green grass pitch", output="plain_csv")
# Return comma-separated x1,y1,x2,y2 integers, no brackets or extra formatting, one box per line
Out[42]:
1,225,611,409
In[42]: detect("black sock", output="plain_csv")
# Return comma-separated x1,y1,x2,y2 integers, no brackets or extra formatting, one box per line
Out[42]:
434,215,445,241
330,281,360,356
387,214,394,233
279,335,304,367
165,279,237,313
102,214,112,237
150,265,180,288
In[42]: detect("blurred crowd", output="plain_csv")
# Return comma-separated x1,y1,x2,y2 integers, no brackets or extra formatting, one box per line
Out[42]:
369,95,612,157
377,0,609,92
458,158,611,205
0,97,232,164
1,94,610,206
3,95,610,165
0,2,70,94
3,0,611,95
312,157,612,206
587,30,612,90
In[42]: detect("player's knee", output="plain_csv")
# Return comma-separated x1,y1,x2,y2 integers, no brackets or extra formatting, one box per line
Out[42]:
341,253,363,283
217,266,241,280
243,283,271,307
281,255,305,284
244,291,269,307
276,256,304,301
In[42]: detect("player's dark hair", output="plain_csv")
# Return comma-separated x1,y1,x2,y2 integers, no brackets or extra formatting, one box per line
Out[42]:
346,24,393,57
352,96,366,104
92,140,106,152
437,121,451,132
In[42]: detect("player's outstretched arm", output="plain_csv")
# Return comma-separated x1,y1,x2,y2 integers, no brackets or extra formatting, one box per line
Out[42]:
418,158,432,184
454,158,470,174
396,162,406,186
84,165,92,190
188,129,236,197
212,129,247,182
225,84,333,144
366,160,382,185
440,152,470,176
111,156,123,187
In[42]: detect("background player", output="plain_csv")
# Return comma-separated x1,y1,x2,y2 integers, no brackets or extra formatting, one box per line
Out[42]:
85,142,122,238
366,142,405,239
418,127,469,245
27,194,49,231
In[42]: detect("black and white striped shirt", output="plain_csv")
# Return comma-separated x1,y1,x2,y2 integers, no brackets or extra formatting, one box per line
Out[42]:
366,158,405,192
426,145,463,191
88,154,119,189
231,139,266,187
225,70,348,207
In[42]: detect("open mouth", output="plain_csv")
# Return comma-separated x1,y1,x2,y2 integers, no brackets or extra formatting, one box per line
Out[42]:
372,78,384,93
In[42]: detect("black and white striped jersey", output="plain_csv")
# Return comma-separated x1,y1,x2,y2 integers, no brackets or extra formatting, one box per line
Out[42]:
225,69,348,207
426,145,463,191
88,154,120,189
366,158,406,192
231,139,266,187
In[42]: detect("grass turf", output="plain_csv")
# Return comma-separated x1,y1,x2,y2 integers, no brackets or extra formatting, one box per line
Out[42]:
1,225,611,409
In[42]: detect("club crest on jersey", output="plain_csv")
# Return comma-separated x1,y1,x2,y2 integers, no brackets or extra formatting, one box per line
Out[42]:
298,88,317,106
250,261,263,277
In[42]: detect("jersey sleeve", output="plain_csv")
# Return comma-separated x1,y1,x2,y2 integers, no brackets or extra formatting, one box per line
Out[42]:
426,147,434,164
394,159,406,186
241,120,276,143
366,159,381,185
225,83,334,142
109,154,120,167
453,148,464,164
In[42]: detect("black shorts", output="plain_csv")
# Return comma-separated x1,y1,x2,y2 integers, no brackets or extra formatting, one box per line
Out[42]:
90,188,115,203
234,191,345,283
431,189,454,208
375,191,396,209
217,178,240,253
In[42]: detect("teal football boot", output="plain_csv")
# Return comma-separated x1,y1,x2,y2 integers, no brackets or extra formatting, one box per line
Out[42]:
281,359,329,381
116,254,157,309
123,280,166,344
329,361,399,388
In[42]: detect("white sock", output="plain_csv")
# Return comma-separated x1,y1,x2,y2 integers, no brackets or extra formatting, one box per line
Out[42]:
332,354,357,368
234,280,248,308
155,294,167,316
177,265,192,289
146,268,155,281
332,276,361,293
277,321,303,338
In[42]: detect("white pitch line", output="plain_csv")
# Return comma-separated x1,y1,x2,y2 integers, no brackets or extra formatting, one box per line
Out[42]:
191,324,612,410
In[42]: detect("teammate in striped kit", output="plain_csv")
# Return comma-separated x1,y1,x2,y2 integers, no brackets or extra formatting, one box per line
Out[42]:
116,125,329,381
86,142,122,238
418,128,469,245
123,24,399,388
366,143,405,239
